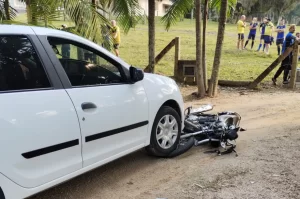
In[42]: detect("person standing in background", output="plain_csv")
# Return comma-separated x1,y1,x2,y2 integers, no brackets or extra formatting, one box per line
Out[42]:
244,17,258,50
272,25,299,85
257,17,268,52
263,18,274,55
237,15,246,50
275,19,286,56
110,20,121,57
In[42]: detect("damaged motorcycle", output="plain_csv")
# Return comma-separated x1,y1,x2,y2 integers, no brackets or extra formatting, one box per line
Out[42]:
168,105,243,158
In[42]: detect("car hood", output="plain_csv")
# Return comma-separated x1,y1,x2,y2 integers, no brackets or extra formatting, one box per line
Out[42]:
143,73,177,87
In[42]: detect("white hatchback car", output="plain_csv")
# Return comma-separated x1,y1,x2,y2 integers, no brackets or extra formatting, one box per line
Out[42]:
0,25,184,199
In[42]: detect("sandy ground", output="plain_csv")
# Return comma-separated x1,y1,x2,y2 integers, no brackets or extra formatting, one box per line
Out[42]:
30,86,300,199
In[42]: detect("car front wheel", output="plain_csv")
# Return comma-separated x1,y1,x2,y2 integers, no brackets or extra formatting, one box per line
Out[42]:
146,106,181,157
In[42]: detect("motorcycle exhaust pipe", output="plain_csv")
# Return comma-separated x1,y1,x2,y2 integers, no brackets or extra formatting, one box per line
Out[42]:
181,129,215,139
181,131,204,139
195,138,220,146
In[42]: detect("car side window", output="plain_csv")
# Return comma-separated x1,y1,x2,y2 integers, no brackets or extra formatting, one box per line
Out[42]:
47,37,125,87
0,36,51,91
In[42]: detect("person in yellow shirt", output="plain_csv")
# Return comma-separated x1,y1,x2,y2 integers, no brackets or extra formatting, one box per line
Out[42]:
263,18,274,55
110,20,121,57
237,15,246,50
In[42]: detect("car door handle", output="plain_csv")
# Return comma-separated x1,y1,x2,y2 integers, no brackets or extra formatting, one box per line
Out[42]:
81,102,97,110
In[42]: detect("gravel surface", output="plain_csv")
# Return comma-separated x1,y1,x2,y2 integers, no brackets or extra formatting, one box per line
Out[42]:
30,87,300,199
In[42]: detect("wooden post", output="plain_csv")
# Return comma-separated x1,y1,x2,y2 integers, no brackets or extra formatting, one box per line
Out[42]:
174,37,180,79
144,38,176,72
289,41,299,89
208,80,251,87
249,47,293,89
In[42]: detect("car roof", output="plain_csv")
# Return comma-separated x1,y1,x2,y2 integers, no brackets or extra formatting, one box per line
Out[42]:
0,25,130,69
0,24,93,43
0,24,35,34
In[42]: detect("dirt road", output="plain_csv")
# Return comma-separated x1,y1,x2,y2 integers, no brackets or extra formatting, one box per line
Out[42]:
30,87,300,199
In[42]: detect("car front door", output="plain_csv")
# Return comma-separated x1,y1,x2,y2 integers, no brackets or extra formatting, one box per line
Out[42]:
0,34,82,188
44,36,149,167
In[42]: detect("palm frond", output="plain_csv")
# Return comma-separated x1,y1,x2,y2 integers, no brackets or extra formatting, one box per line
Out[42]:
31,0,60,26
64,0,109,44
211,0,237,12
98,0,113,9
161,0,195,31
13,0,140,46
111,0,143,33
0,0,18,21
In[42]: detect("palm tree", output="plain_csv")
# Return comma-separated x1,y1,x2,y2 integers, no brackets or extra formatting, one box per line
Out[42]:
208,0,228,97
15,0,142,45
162,0,236,96
195,0,205,97
98,0,113,19
148,0,155,73
3,0,10,20
33,0,60,27
161,0,194,30
0,0,17,21
202,0,209,91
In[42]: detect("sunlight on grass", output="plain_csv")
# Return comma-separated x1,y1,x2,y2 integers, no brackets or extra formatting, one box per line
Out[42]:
121,19,290,82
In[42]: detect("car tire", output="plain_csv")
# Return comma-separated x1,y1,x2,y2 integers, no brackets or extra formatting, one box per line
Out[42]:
146,106,181,157
167,137,194,158
211,141,220,148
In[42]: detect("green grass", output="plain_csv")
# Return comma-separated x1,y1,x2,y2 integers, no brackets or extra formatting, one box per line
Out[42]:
15,13,75,28
120,19,290,82
13,14,290,82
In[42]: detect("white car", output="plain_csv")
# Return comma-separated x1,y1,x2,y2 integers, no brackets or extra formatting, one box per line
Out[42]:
0,25,184,199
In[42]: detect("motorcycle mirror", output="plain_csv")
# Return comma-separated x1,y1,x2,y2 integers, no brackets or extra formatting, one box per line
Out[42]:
191,104,214,114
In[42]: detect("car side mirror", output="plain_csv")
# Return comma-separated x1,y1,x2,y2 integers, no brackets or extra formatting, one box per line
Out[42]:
129,66,144,83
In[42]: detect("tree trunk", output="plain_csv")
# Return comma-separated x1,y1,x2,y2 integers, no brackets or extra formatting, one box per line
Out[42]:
92,0,96,8
63,0,66,21
208,0,228,97
30,0,37,25
44,17,48,27
26,1,32,23
202,0,209,91
4,0,10,20
195,0,205,98
148,0,155,73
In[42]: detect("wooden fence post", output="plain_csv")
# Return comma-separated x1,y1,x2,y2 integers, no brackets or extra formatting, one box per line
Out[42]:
144,38,176,72
249,47,293,89
289,41,299,89
174,37,180,79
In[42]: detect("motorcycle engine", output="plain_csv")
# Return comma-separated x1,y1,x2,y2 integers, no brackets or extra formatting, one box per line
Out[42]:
184,114,218,132
184,112,240,141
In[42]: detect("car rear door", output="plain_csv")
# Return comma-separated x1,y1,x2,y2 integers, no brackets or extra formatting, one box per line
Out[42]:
40,35,149,167
0,31,82,188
